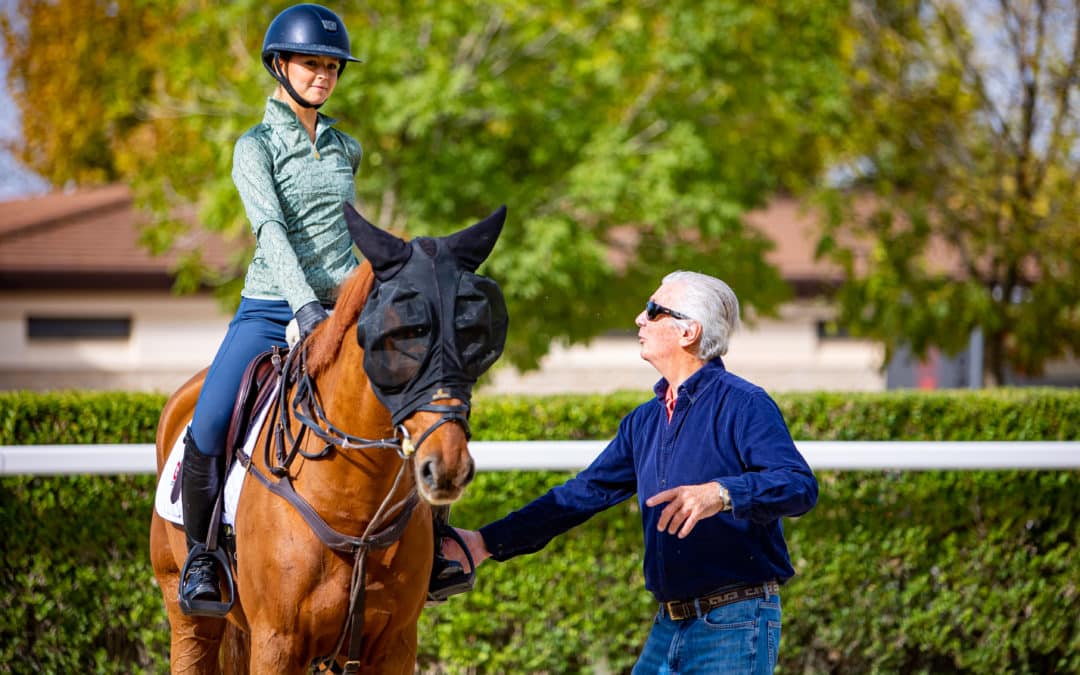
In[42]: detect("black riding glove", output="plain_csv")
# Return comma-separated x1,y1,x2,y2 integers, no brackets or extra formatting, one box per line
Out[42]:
294,301,329,340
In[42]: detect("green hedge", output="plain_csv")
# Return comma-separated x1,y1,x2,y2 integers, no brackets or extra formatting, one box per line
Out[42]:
1,389,1078,674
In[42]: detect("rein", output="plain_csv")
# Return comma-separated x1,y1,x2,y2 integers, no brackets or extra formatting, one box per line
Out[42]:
239,341,444,674
267,344,405,475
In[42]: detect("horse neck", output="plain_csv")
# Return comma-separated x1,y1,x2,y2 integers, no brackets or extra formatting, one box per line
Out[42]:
310,335,383,430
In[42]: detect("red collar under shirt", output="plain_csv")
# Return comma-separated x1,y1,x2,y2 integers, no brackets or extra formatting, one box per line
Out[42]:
664,384,677,421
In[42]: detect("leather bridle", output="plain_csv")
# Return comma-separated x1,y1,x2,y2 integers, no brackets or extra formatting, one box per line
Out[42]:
234,342,472,674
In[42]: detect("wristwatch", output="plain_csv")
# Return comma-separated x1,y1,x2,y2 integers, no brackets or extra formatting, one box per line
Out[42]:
717,482,732,512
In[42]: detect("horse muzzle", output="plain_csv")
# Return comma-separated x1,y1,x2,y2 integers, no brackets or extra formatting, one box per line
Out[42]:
399,400,476,505
416,451,476,505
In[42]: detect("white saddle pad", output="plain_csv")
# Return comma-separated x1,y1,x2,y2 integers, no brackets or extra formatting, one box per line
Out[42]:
154,396,274,527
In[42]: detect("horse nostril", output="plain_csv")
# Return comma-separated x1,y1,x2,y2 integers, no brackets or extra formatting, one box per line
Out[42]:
419,457,437,488
462,458,476,487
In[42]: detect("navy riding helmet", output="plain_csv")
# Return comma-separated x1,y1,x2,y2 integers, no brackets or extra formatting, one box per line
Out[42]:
261,4,362,108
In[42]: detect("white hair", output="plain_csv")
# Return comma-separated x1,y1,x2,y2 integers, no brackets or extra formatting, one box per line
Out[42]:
662,270,741,359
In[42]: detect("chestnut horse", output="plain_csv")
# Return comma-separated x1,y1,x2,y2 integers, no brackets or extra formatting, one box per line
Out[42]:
149,203,507,673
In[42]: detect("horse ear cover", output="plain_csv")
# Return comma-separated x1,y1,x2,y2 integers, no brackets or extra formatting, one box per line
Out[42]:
444,205,507,272
343,202,411,280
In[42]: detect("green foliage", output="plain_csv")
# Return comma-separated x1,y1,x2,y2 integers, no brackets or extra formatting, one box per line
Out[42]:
782,471,1080,675
469,391,646,441
2,0,851,368
2,388,1078,673
778,388,1080,441
0,474,169,674
0,390,166,445
818,1,1080,384
421,472,655,674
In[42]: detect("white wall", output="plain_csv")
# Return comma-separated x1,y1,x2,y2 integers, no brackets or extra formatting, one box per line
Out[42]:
0,293,885,395
484,300,886,395
0,291,230,393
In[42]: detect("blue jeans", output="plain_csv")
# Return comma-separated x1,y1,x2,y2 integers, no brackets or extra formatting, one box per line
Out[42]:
189,297,291,456
632,591,782,674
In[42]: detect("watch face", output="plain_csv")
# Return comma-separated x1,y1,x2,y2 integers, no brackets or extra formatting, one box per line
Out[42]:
718,483,731,510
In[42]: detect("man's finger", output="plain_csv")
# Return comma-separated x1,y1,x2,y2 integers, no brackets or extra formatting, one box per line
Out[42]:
677,512,699,539
666,510,684,535
656,504,673,532
645,488,677,508
440,534,465,561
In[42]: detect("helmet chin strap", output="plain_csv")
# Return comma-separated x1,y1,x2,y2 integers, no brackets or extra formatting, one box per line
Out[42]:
273,53,323,110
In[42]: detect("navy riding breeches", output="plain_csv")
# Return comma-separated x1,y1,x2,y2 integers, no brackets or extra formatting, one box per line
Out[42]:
189,297,291,456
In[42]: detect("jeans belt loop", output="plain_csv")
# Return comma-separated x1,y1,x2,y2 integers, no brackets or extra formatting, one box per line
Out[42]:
693,597,702,619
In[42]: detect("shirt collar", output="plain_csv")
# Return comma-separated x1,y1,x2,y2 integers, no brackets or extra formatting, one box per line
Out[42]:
263,97,338,134
653,357,727,403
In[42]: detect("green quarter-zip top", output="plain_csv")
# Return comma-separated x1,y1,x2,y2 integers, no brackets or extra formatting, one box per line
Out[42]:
235,97,363,311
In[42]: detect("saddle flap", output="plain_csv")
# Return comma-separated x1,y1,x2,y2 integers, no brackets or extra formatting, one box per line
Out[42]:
225,347,286,457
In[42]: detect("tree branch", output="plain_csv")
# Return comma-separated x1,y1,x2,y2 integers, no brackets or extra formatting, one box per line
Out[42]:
1034,3,1080,190
935,1,1017,156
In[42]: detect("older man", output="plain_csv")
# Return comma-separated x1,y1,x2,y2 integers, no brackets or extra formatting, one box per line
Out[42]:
445,270,818,674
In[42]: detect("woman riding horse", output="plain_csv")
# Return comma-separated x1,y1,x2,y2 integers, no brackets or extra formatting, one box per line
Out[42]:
151,203,508,672
179,3,467,613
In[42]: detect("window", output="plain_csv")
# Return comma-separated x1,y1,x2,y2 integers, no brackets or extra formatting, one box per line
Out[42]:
816,319,851,340
27,316,132,340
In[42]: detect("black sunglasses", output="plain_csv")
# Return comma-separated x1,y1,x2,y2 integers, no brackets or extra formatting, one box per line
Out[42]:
645,300,692,322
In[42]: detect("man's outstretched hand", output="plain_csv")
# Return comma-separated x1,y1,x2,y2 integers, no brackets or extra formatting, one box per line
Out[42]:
441,527,492,572
645,482,728,539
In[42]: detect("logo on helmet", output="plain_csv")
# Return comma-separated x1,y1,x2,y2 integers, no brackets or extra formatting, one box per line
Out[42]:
321,19,338,32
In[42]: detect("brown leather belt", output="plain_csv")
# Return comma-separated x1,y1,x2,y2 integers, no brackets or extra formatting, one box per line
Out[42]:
662,581,780,621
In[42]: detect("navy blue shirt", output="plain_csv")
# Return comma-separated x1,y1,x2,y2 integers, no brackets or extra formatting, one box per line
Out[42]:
479,358,818,603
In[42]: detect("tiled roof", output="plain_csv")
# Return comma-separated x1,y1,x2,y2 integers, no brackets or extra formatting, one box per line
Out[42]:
0,185,241,290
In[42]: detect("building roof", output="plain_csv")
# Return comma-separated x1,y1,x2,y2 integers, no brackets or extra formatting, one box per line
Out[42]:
0,185,846,293
745,196,845,293
0,185,238,290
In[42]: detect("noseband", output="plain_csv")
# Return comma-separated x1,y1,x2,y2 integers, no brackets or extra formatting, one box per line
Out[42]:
396,402,472,456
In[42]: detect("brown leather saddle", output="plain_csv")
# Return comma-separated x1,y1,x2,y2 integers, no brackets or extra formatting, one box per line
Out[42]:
224,346,287,460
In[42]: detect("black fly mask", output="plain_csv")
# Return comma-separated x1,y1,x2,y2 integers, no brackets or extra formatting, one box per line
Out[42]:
343,203,509,431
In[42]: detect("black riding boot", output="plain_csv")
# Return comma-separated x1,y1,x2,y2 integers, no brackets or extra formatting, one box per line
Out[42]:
179,429,225,605
427,505,475,604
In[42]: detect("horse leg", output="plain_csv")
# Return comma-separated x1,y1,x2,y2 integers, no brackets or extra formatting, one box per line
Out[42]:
167,615,227,674
247,623,314,674
151,514,226,673
360,609,418,675
220,623,250,675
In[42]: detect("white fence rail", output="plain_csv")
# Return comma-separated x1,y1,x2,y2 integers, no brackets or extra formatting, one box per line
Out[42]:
1,441,1078,475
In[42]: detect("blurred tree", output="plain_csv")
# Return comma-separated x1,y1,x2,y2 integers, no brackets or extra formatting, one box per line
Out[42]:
819,0,1080,385
3,0,849,369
